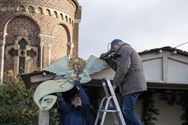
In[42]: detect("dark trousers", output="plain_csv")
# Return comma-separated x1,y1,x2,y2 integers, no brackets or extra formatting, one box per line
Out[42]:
121,92,143,125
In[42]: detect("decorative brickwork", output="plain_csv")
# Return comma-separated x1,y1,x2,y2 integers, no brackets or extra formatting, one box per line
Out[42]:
0,0,81,79
51,24,68,63
4,16,39,73
28,59,39,72
4,58,14,71
1,0,76,17
6,16,40,45
42,44,50,68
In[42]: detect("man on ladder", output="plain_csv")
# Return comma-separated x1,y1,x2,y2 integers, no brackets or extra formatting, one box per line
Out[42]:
100,39,147,125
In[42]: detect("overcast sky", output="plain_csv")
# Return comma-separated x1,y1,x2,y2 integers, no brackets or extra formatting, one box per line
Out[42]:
78,0,188,59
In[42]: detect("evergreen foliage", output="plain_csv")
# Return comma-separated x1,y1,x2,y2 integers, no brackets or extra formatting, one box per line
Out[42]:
0,83,38,125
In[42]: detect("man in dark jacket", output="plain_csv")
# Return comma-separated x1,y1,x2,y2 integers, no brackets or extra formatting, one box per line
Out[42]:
101,39,147,125
58,81,92,125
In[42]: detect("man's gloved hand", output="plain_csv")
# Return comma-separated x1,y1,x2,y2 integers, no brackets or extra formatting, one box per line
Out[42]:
100,49,116,60
74,80,81,90
112,81,119,93
74,80,80,86
112,85,117,90
100,53,108,60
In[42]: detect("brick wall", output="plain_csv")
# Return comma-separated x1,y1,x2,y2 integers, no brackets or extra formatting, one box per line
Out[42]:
0,0,76,17
0,0,81,74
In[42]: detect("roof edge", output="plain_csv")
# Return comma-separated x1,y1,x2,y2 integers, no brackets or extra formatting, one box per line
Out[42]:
139,46,188,57
71,0,80,11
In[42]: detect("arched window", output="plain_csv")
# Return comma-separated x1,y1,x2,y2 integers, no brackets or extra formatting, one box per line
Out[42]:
19,5,26,12
0,5,9,11
38,7,43,14
54,11,58,18
7,38,38,73
18,38,28,73
46,9,51,16
9,5,17,11
69,18,71,24
28,6,35,13
72,20,74,26
18,38,27,49
65,15,68,22
60,13,64,20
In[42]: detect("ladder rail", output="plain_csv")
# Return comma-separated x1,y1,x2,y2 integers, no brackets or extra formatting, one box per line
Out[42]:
94,78,126,125
102,80,120,125
106,79,126,125
100,96,113,125
94,96,109,125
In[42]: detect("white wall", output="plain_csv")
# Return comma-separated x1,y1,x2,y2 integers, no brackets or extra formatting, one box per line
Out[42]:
153,93,183,125
168,58,188,83
142,58,163,81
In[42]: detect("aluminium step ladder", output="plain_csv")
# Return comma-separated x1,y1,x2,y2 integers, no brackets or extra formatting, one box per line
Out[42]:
94,79,126,125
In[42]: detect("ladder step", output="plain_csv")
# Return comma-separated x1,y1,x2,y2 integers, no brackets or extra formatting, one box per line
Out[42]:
100,109,120,112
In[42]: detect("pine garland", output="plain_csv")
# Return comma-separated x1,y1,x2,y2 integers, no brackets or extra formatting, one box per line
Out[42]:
142,90,160,125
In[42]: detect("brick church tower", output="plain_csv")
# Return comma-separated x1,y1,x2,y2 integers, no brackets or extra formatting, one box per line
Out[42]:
0,0,81,84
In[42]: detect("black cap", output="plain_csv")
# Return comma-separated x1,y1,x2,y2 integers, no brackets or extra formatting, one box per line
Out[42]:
111,39,122,48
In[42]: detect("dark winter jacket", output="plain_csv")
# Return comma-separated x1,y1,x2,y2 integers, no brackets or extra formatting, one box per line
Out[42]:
58,82,90,125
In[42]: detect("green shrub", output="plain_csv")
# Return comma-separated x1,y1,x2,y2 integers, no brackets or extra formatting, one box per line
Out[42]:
0,83,38,125
0,69,60,125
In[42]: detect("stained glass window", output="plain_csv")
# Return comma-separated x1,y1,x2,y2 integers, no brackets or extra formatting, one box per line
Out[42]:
18,38,27,49
7,38,38,73
19,57,25,73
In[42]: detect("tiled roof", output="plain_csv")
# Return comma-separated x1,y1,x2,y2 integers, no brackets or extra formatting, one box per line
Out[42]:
139,46,188,57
